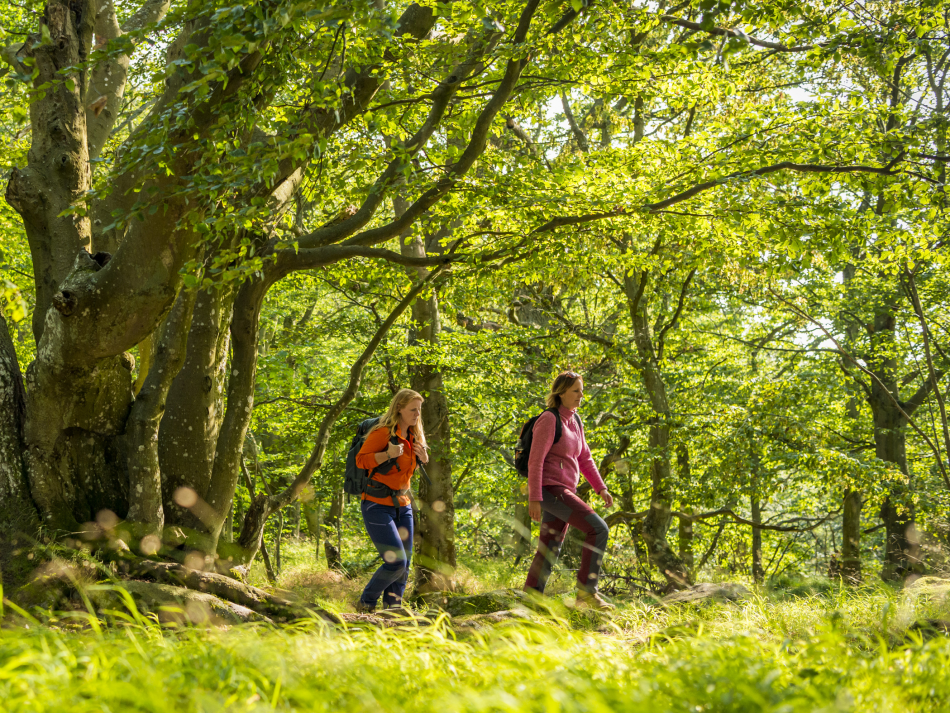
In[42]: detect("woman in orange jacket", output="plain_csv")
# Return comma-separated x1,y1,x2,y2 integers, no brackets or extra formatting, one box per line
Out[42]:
354,388,428,612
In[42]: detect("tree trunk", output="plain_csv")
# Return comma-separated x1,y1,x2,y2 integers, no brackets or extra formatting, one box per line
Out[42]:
840,488,862,582
159,286,235,530
876,391,919,581
751,496,764,583
750,445,764,584
0,314,36,533
869,302,921,582
303,500,323,563
624,271,690,588
676,444,693,574
412,361,456,591
125,286,198,535
323,488,343,571
398,208,456,593
510,483,531,563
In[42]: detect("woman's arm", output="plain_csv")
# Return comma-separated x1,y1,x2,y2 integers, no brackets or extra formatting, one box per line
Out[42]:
576,421,607,494
355,428,400,471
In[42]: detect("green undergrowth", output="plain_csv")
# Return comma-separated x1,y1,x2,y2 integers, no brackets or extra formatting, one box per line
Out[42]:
3,579,950,712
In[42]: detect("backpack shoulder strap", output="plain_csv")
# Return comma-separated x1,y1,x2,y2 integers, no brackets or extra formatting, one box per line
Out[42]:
547,407,564,444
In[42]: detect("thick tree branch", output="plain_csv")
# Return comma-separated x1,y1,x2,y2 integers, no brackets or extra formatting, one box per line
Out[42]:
272,244,455,279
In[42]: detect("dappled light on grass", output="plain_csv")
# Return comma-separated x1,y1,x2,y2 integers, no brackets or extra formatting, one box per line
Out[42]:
3,586,950,711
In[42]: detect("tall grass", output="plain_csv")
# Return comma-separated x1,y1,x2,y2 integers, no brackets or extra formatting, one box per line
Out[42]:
3,578,950,712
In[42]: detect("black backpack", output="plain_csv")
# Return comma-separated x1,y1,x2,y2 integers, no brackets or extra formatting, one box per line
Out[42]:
513,408,581,477
343,417,382,496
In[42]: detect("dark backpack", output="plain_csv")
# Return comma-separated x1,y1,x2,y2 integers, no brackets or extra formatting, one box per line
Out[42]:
343,417,382,497
513,408,581,477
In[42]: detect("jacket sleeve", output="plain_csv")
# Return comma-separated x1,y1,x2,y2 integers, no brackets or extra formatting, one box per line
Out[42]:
356,428,388,472
527,411,556,502
577,419,606,493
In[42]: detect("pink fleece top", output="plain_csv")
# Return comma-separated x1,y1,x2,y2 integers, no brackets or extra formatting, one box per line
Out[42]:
527,406,606,502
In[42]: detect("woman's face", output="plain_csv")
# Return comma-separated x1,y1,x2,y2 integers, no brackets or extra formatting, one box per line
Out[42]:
560,378,584,410
399,399,423,427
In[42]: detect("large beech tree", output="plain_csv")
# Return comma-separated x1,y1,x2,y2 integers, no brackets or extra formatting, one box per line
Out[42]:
0,0,595,564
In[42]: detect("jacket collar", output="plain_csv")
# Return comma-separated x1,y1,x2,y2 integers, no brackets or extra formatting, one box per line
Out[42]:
557,405,577,420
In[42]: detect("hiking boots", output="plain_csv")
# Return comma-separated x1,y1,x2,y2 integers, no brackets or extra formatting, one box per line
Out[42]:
574,590,616,611
355,600,376,614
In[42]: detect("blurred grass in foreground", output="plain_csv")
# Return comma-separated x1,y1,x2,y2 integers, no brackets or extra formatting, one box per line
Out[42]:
3,580,950,712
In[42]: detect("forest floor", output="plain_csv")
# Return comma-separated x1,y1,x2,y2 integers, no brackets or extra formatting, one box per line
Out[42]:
3,541,950,712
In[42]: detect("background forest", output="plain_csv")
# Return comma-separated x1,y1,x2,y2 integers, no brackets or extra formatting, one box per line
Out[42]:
3,0,950,711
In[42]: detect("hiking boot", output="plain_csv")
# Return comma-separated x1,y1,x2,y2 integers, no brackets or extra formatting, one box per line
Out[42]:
355,599,376,614
574,590,616,611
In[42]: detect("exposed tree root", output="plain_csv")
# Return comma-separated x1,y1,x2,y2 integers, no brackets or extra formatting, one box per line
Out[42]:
112,557,342,624
98,581,272,625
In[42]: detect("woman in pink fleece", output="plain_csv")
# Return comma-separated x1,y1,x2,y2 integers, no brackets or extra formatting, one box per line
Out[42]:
524,371,615,609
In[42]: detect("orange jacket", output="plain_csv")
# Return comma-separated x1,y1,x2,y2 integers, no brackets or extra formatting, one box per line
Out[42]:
355,426,418,506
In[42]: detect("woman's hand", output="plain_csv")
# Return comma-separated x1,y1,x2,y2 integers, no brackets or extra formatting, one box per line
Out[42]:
386,441,404,459
598,489,614,508
529,501,542,522
412,442,428,463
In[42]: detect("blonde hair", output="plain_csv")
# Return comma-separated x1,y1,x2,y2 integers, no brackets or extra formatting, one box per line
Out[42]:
374,388,427,448
545,371,581,409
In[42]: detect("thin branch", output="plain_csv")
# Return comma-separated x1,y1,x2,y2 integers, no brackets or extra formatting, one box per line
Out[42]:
656,268,695,360
659,14,826,52
645,160,903,213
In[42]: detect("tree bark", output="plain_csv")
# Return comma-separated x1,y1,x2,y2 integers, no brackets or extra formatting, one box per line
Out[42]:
159,286,235,529
676,444,693,574
396,201,457,592
869,298,922,581
303,500,323,563
510,483,531,563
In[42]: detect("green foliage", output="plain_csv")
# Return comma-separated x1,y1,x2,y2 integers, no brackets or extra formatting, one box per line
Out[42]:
4,585,950,711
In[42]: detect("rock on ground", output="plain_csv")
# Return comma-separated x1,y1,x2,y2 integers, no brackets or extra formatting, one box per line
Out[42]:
660,582,751,605
904,576,950,598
